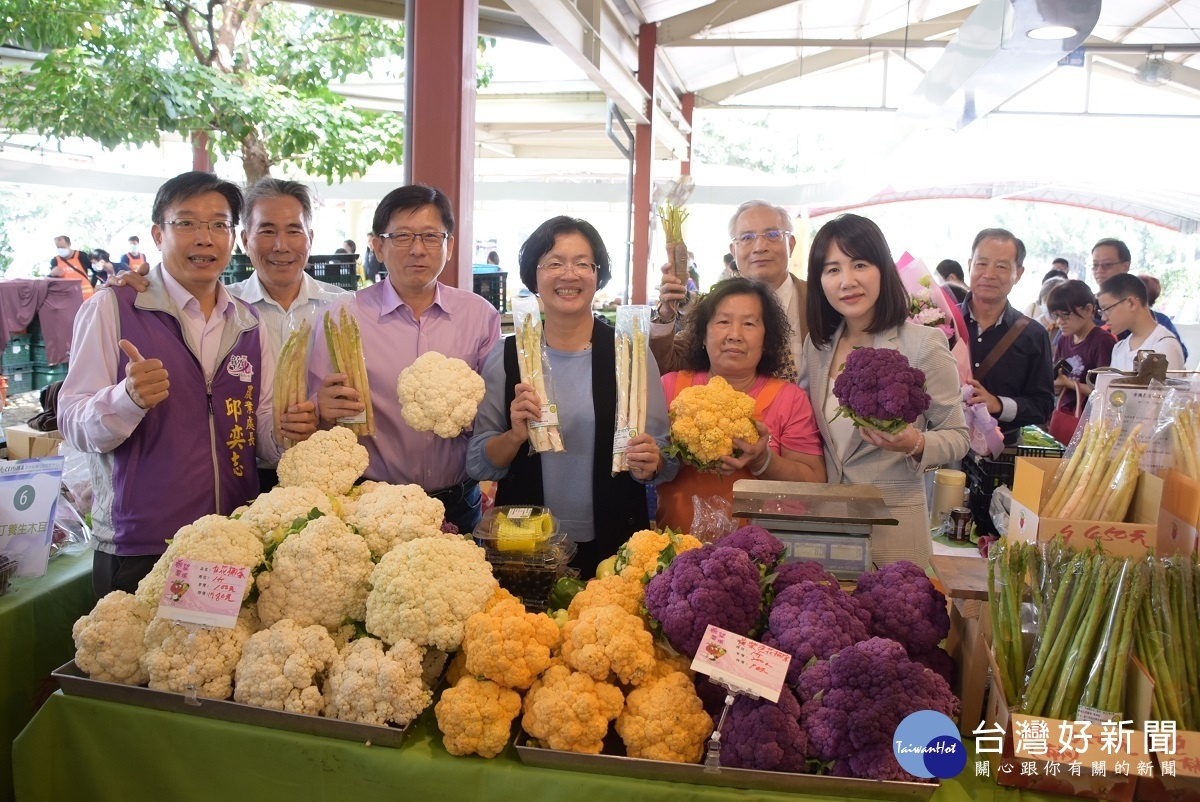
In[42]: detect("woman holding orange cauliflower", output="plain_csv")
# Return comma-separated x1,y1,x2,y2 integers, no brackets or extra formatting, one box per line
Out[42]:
468,217,677,578
656,278,825,532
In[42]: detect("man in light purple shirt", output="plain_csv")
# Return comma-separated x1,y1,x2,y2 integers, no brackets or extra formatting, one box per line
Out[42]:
315,185,500,533
59,171,317,597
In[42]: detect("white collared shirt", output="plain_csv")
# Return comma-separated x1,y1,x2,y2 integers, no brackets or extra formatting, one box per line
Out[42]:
227,271,345,359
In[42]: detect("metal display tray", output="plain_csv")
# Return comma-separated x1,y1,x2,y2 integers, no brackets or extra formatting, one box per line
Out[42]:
52,660,410,748
513,731,938,801
731,480,899,526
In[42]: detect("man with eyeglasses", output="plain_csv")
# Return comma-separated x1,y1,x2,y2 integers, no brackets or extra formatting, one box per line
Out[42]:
59,171,319,597
314,184,501,534
959,228,1055,445
650,200,806,379
1091,237,1187,360
1097,273,1184,373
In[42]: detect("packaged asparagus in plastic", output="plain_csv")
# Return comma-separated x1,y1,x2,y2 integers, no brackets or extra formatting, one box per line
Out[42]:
611,305,650,473
1148,378,1200,481
273,302,322,449
986,537,1033,709
512,294,564,453
323,296,375,437
1133,555,1200,729
1075,555,1146,720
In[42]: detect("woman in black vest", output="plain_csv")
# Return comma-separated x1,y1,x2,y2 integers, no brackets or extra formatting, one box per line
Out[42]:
467,216,678,578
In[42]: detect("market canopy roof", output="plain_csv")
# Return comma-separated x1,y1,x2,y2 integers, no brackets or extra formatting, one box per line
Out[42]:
307,0,1200,229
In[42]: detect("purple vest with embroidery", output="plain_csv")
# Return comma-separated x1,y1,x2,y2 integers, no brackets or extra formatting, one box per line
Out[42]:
110,285,262,555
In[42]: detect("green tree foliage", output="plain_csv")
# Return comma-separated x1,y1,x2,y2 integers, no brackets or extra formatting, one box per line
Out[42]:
0,0,494,183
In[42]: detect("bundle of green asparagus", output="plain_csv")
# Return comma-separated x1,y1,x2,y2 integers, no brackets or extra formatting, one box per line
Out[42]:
324,305,374,437
512,296,564,453
1134,554,1200,729
274,316,312,449
612,306,650,472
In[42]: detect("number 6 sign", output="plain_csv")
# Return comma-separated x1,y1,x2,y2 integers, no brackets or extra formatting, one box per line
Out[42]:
0,456,64,577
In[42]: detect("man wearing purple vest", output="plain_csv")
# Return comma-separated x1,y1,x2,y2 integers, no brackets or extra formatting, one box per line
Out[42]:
59,171,317,597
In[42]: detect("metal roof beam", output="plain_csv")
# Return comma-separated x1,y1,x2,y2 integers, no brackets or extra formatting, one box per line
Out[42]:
657,0,796,45
694,8,970,104
505,0,651,125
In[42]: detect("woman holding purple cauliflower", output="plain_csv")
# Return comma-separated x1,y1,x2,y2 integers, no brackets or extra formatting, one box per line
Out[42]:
803,214,968,568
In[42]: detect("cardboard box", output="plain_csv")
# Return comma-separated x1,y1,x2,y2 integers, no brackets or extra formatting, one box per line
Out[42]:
982,647,1155,802
1009,456,1174,558
1135,729,1200,801
3,423,63,460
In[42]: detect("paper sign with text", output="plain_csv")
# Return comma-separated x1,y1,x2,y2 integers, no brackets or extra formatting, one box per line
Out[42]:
689,625,790,703
0,456,63,577
156,559,250,629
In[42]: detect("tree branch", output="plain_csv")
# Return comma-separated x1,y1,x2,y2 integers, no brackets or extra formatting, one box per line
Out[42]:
159,0,208,65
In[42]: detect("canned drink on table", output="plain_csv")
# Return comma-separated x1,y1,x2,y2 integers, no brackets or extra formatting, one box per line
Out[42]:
949,508,972,542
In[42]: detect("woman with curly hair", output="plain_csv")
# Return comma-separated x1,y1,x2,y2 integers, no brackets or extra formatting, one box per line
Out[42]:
468,216,678,578
655,277,825,533
804,214,968,568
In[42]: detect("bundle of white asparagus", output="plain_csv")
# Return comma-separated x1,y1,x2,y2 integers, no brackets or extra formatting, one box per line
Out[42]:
612,306,650,472
324,304,375,437
1167,398,1199,480
1041,421,1145,521
512,295,564,453
273,316,312,449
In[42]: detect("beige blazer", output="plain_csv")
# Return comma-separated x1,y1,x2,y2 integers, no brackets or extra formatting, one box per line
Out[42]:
804,322,969,567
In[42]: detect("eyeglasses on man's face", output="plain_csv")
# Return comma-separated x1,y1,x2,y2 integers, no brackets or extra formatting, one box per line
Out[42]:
537,260,598,277
163,219,235,234
1091,260,1127,272
1098,298,1130,318
731,229,790,246
378,231,449,247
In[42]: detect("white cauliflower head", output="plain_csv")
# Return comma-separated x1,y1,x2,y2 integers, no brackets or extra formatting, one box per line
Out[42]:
345,483,445,559
72,591,155,685
276,426,369,495
235,486,337,548
256,514,375,630
324,637,432,726
365,536,498,651
135,515,265,607
332,480,385,519
141,607,259,700
396,352,486,439
233,619,339,715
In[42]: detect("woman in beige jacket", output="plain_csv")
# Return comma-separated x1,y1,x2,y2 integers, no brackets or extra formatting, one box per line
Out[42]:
802,214,969,569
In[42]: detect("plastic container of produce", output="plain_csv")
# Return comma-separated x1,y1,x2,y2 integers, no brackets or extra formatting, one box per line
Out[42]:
473,506,576,610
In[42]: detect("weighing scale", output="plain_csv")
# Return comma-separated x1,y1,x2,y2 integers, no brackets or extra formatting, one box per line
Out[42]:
731,480,899,579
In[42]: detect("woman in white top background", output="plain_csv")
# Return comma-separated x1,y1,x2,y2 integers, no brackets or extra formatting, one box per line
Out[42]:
802,214,969,568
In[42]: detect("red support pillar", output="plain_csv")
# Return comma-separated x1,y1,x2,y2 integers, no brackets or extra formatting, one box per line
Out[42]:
630,22,656,305
406,0,478,290
680,92,694,176
192,132,212,172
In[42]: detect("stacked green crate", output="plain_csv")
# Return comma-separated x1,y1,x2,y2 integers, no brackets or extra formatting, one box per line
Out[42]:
3,332,34,393
29,315,68,391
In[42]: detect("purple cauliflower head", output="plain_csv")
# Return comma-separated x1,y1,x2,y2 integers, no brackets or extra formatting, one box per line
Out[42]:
831,347,930,433
798,637,958,782
852,561,950,655
714,526,786,571
767,581,870,684
719,685,808,772
644,545,762,657
771,560,841,597
910,645,956,687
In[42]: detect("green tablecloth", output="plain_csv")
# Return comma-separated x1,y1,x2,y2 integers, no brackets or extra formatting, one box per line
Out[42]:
15,690,1073,802
0,550,93,802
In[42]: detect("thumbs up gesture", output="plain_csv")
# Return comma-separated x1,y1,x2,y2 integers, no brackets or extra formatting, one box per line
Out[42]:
119,339,170,409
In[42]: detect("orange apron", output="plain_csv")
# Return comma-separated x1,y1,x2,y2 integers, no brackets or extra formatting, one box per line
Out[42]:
55,252,94,299
656,372,785,533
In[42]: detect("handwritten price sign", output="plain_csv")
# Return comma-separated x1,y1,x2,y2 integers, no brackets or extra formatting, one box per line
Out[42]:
689,625,791,702
156,559,250,629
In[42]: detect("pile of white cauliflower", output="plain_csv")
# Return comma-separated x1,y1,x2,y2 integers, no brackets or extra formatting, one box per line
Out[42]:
71,425,499,729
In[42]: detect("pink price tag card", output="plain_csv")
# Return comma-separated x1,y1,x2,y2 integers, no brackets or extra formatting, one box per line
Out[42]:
689,625,790,703
156,559,250,629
